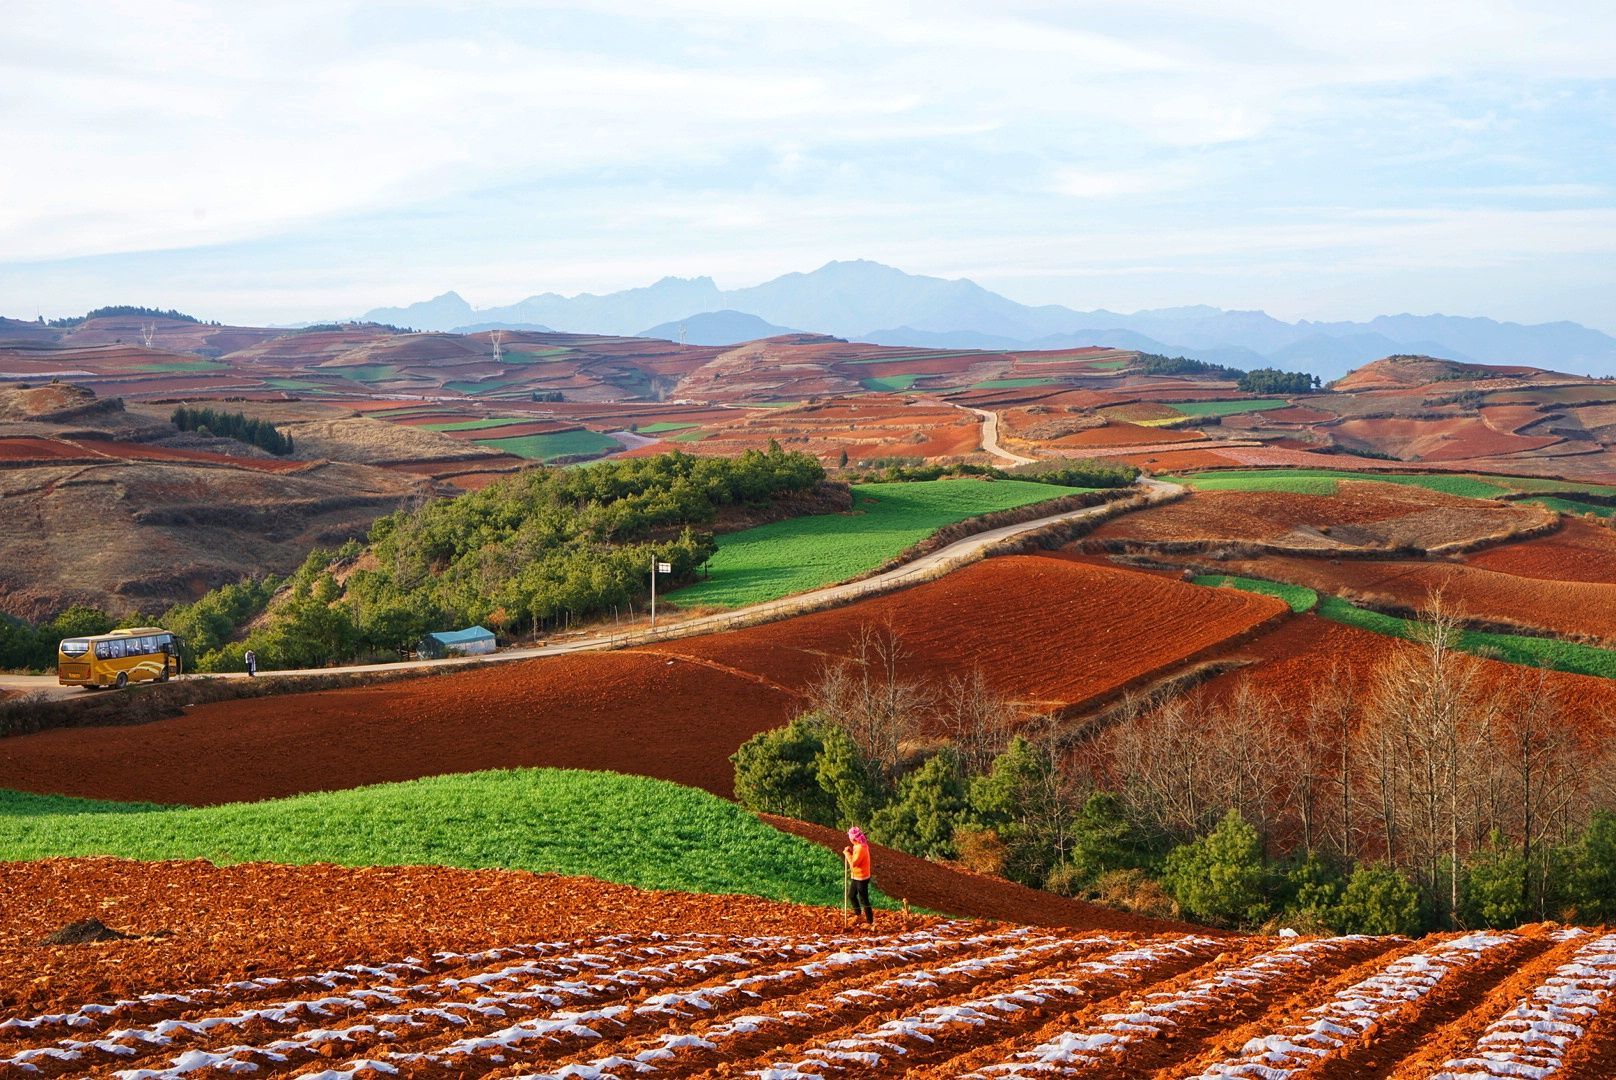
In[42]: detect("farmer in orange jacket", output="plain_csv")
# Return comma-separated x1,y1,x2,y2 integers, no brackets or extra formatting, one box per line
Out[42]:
843,826,874,925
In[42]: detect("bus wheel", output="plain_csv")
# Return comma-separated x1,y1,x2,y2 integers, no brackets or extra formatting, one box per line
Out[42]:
158,667,170,683
115,672,128,690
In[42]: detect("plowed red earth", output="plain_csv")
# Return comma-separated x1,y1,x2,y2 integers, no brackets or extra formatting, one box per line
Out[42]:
1217,553,1616,641
1188,614,1616,736
1468,518,1616,585
0,558,1282,807
6,861,1611,1080
1090,485,1516,551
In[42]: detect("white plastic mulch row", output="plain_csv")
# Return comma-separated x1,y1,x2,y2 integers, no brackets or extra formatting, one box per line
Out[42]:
509,929,1086,1080
0,933,627,1037
399,926,1008,1073
1186,931,1516,1079
1432,931,1616,1080
6,930,915,1078
747,935,1224,1080
969,936,1375,1078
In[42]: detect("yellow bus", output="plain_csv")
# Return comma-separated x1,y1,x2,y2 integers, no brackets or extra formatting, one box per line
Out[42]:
58,627,181,689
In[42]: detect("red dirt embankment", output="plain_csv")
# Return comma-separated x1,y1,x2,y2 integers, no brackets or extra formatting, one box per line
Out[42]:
762,815,1216,937
0,556,1281,807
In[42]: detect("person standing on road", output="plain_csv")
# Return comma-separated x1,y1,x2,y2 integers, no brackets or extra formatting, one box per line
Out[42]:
244,649,257,678
843,826,874,925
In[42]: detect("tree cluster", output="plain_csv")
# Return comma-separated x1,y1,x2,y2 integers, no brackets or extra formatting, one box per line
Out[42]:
171,406,294,455
0,607,117,672
847,459,1135,489
1137,353,1243,379
173,445,825,671
733,606,1616,934
46,305,200,328
1236,368,1320,394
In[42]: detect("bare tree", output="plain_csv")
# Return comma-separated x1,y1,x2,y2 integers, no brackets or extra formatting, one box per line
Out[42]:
937,666,1020,777
1301,660,1362,860
1360,593,1492,923
807,622,934,777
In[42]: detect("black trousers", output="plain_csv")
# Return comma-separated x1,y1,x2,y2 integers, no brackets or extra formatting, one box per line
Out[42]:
847,876,873,922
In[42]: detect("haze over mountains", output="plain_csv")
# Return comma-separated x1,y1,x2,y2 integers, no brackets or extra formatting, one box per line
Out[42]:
359,261,1616,380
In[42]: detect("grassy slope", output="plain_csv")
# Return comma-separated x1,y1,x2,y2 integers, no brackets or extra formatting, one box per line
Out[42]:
474,429,620,461
1167,399,1290,418
1192,574,1319,613
0,769,890,908
1170,468,1616,500
670,478,1079,608
860,373,923,392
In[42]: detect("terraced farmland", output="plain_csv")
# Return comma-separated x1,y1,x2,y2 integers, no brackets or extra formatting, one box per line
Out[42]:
6,917,1614,1078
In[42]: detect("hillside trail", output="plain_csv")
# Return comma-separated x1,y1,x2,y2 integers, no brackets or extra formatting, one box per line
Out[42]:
5,458,1182,700
965,403,1038,466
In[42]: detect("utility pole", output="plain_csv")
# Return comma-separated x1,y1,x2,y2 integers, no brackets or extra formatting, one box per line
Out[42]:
650,557,671,628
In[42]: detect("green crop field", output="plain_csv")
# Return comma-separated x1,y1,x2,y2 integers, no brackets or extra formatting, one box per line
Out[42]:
423,417,534,432
446,378,520,395
135,360,228,373
1193,574,1319,613
336,364,401,383
1166,399,1290,418
474,429,619,461
1168,468,1616,502
0,770,892,909
1519,496,1615,519
1169,473,1341,495
969,377,1059,389
637,421,701,433
860,373,925,392
503,347,573,363
263,378,328,392
669,478,1080,608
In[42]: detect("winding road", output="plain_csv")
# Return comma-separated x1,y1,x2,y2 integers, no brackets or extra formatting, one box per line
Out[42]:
965,405,1037,466
3,476,1181,701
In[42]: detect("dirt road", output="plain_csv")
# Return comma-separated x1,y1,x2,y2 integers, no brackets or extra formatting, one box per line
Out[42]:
5,479,1178,700
966,404,1037,465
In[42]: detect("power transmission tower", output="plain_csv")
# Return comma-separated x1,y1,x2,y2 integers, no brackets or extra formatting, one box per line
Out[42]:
140,322,156,348
489,329,504,363
679,323,686,346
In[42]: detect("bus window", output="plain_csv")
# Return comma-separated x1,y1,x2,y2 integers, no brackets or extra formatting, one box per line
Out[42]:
110,639,125,659
60,639,90,657
141,636,155,655
96,640,111,660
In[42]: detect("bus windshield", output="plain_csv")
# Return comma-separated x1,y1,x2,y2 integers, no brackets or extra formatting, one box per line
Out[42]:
60,639,91,657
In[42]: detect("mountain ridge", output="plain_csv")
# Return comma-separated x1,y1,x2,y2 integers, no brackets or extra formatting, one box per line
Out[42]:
355,260,1616,380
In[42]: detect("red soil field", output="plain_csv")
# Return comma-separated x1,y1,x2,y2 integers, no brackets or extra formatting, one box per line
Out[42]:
1088,484,1518,551
1335,415,1561,462
1468,518,1616,585
6,859,1610,1079
1188,614,1616,730
1217,554,1616,642
1043,421,1207,449
67,438,308,472
651,555,1287,717
0,558,1281,807
1257,404,1336,424
0,651,800,807
1481,404,1550,435
0,436,87,462
1120,446,1251,470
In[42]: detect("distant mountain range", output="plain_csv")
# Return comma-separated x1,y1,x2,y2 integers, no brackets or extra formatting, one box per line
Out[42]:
358,260,1616,380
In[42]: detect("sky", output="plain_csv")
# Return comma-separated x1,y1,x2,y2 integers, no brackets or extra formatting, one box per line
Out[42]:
2,0,1614,330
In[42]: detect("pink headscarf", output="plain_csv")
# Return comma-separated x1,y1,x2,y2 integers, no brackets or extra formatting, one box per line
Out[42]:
847,826,868,846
